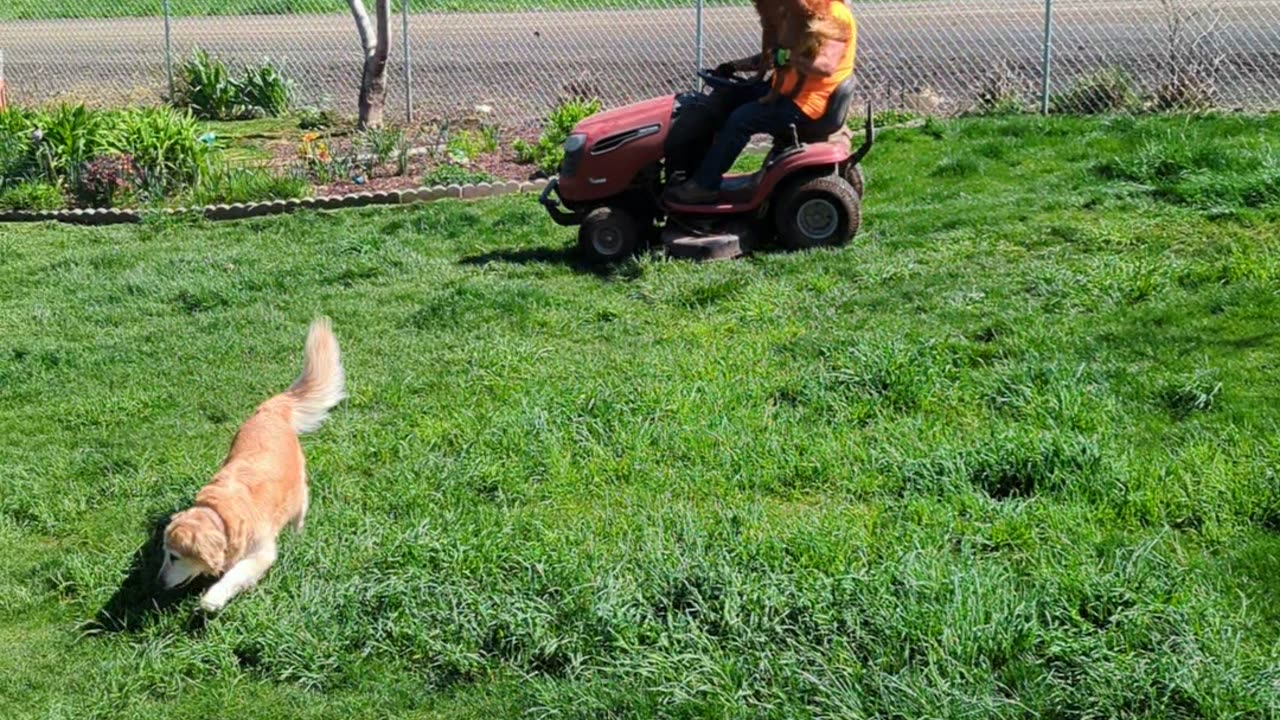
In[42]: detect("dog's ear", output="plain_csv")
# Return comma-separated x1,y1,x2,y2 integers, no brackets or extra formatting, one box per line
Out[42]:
190,523,228,574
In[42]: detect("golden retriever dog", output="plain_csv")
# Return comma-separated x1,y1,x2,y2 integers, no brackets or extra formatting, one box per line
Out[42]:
159,318,345,612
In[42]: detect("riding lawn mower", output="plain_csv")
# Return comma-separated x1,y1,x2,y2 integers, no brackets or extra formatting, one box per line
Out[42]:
539,69,873,262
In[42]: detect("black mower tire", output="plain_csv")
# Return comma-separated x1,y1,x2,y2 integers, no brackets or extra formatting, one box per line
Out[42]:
844,163,865,198
578,205,639,263
774,175,862,250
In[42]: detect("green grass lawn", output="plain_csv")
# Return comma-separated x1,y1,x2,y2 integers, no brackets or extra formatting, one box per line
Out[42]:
2,113,1279,718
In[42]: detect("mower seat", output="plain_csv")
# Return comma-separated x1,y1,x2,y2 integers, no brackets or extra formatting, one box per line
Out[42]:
770,76,857,153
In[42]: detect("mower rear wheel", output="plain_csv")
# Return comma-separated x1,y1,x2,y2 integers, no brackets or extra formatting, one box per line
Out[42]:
578,205,639,263
774,175,861,250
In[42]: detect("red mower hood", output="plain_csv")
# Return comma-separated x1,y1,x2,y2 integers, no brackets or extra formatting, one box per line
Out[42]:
557,95,677,204
574,95,676,141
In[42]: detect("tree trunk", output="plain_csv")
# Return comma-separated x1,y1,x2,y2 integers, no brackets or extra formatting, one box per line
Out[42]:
349,0,391,129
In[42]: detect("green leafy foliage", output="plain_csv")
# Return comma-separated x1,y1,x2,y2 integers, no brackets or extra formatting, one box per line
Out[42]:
0,180,64,210
101,107,213,194
447,125,499,163
188,164,311,205
423,163,497,186
174,49,292,120
1,104,214,206
514,97,601,176
296,106,339,131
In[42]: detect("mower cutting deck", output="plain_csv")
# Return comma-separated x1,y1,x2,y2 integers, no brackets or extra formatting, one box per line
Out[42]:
539,70,873,263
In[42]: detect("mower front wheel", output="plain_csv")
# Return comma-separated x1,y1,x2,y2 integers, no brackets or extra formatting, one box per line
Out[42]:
774,175,861,250
844,163,865,198
578,205,640,263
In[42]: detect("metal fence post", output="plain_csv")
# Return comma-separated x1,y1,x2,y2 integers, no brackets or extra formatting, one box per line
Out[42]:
162,0,175,101
1040,0,1054,114
402,0,413,123
695,0,705,89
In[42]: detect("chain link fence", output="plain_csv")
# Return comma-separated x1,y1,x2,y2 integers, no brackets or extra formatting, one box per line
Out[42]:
1,0,1278,127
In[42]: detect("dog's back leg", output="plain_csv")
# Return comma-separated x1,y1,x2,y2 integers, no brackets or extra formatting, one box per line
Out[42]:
292,476,310,532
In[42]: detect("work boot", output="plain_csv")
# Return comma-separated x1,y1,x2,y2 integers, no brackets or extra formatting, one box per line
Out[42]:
665,180,718,205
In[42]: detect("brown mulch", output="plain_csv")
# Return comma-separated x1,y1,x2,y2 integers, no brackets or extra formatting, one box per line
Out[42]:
470,145,542,182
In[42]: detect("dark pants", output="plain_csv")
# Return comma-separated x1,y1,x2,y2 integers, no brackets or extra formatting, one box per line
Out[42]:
664,80,808,190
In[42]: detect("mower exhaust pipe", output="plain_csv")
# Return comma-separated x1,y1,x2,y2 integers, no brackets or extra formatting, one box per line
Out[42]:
850,104,874,166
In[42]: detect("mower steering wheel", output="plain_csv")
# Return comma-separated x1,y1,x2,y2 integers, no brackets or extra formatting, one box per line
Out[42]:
698,69,757,90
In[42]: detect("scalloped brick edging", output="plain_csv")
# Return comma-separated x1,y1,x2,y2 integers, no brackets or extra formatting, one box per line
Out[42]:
0,207,143,225
0,178,553,226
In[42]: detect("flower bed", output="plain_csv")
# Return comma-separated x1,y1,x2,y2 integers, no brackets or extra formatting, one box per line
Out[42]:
0,105,216,211
0,101,581,213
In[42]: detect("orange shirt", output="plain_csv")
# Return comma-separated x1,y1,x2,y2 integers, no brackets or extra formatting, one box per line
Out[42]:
772,0,858,120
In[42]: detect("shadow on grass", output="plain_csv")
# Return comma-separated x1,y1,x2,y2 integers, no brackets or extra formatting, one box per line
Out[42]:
1216,331,1278,351
81,512,214,635
459,244,616,277
459,237,801,275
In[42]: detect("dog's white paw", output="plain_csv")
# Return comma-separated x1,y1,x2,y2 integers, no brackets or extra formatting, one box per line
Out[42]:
199,591,229,613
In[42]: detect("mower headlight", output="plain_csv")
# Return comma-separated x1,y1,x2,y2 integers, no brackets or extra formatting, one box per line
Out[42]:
561,133,588,177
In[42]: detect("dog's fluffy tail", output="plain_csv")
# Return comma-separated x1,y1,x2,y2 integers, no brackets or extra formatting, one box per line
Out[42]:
283,317,346,434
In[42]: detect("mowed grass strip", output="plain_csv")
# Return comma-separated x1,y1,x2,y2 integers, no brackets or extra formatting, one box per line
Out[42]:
1,113,1279,718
